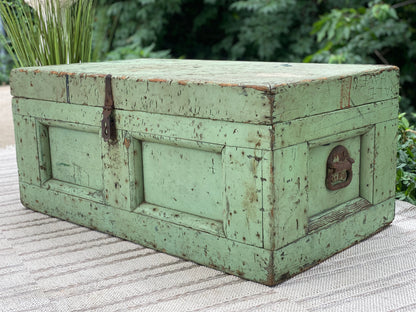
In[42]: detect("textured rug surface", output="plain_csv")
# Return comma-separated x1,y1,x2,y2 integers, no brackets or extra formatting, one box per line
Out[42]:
1,146,416,312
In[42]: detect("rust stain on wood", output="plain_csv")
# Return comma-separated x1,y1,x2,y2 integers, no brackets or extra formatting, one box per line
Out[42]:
243,85,270,92
340,76,352,109
124,138,131,149
149,78,167,83
49,71,77,77
219,83,239,88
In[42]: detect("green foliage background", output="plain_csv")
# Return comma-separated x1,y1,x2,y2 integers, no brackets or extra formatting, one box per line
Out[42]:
397,113,416,204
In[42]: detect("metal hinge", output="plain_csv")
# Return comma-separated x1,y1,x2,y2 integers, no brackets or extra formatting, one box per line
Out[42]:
102,74,116,142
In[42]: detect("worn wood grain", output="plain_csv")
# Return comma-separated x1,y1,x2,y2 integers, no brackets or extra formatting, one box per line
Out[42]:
373,119,397,204
10,59,399,125
102,130,131,211
272,144,309,249
273,69,399,122
223,147,264,247
360,127,376,203
273,99,397,149
13,115,41,186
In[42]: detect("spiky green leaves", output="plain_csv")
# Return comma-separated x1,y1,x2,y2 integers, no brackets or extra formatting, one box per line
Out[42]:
0,0,94,67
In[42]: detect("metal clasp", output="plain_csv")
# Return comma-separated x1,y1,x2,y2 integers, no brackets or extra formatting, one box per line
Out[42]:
102,74,116,142
326,145,355,191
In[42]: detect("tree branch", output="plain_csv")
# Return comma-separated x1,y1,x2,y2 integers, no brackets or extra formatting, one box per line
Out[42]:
374,49,389,65
392,0,416,9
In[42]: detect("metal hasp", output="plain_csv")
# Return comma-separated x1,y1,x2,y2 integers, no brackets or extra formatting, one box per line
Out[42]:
326,145,355,190
102,74,116,142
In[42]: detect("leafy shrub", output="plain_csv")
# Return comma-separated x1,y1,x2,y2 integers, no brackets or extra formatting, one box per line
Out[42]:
94,0,363,62
396,113,416,204
93,0,182,61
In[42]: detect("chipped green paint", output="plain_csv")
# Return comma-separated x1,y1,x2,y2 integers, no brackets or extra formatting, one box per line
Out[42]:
10,59,399,285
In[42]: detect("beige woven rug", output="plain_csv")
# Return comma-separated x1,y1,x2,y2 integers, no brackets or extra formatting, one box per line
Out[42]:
1,146,416,312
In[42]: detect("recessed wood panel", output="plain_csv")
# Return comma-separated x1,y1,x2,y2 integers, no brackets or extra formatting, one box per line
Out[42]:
142,142,223,221
49,126,103,190
308,136,361,217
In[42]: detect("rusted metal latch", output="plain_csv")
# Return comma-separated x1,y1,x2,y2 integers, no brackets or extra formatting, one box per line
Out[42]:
326,145,355,191
102,74,116,142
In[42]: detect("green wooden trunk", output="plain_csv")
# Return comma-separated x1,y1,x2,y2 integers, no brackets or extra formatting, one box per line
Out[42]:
10,59,399,285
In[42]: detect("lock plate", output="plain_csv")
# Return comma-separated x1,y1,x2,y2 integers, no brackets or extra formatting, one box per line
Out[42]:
326,145,355,191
